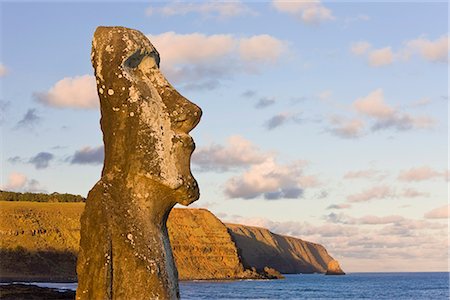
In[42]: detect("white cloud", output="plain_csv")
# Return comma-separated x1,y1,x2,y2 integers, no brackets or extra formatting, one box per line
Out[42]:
405,35,449,63
424,205,449,219
368,47,394,66
352,89,435,131
148,32,288,89
272,0,334,24
350,35,449,66
225,157,313,200
145,1,257,20
2,172,27,190
35,75,98,109
347,185,394,203
1,172,45,193
350,41,371,55
398,166,445,182
239,34,287,64
0,63,8,77
192,135,270,172
353,89,395,118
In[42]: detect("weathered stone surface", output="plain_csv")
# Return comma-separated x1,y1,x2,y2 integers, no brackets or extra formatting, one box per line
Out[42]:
76,26,201,300
325,259,346,275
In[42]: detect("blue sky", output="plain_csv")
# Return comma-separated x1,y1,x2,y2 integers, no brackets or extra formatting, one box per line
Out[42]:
1,1,448,272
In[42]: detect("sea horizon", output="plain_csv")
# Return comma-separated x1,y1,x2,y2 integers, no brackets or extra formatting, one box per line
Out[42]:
2,272,449,299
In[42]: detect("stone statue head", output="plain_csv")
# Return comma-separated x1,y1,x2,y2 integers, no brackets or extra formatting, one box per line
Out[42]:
91,26,201,206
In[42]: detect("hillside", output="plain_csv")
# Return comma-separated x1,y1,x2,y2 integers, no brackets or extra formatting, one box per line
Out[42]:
227,223,336,274
0,201,343,281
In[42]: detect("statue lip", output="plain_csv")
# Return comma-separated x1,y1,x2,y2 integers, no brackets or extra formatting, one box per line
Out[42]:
178,133,195,151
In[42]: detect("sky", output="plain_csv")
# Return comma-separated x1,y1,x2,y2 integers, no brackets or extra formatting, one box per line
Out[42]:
0,1,448,272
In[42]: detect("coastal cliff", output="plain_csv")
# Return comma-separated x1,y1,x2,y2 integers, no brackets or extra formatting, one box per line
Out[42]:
0,201,343,281
167,208,275,280
227,223,336,274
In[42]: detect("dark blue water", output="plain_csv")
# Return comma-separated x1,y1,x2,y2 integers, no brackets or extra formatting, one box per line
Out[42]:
6,273,449,299
180,273,449,299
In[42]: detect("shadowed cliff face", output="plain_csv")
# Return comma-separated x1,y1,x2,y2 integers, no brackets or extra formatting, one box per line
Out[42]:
0,201,343,282
77,26,202,300
226,223,334,274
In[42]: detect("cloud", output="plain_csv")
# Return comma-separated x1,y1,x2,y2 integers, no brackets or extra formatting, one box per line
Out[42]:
411,97,431,107
368,47,394,67
238,34,287,64
353,89,435,131
35,75,98,109
15,108,41,129
223,212,448,272
343,169,385,180
7,156,23,164
329,116,364,138
1,172,45,193
398,166,445,182
70,146,104,165
347,185,394,203
264,187,303,200
351,35,449,66
317,90,332,101
405,35,449,63
192,135,270,172
424,205,449,219
370,114,435,131
0,100,10,124
148,32,288,89
241,90,256,98
264,112,301,130
0,63,8,77
353,89,394,118
326,213,406,225
401,188,429,198
29,152,54,169
255,97,276,109
272,0,334,24
1,172,27,191
225,157,312,199
350,41,372,55
145,1,257,20
327,204,352,210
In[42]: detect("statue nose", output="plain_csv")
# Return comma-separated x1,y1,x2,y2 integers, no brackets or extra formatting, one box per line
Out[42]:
172,100,202,134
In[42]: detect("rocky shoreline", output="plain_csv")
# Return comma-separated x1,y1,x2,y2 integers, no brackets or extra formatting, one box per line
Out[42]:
0,284,75,300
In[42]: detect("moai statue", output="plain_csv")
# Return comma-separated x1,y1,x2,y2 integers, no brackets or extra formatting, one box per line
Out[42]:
76,26,201,300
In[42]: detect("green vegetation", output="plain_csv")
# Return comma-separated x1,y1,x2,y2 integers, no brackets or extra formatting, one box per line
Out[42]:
0,190,85,202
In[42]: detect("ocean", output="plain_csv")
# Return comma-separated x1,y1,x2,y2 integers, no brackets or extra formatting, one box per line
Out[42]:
7,272,449,299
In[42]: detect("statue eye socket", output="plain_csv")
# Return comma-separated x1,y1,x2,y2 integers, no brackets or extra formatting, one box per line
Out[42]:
123,50,145,68
123,50,160,69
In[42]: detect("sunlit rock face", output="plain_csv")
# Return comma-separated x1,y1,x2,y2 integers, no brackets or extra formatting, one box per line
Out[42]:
325,260,345,275
76,26,201,300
